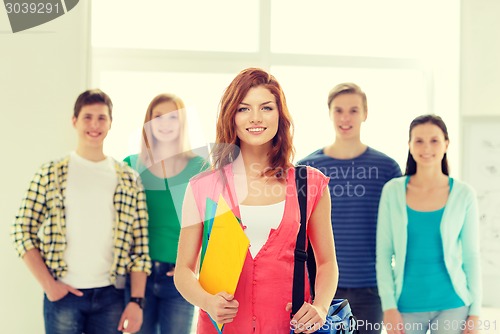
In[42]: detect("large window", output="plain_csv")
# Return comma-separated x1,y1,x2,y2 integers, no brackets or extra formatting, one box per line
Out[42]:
92,0,259,52
98,70,233,160
91,0,460,174
271,1,441,58
273,65,433,167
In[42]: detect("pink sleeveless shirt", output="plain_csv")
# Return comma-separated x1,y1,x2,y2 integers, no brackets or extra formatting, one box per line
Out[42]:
189,164,329,334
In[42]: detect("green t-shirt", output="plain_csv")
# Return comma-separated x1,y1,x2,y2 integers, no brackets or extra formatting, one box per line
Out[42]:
123,154,208,263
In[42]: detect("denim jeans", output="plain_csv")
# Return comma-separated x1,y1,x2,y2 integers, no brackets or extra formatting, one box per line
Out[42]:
126,261,194,334
401,306,469,334
44,285,124,334
334,287,383,334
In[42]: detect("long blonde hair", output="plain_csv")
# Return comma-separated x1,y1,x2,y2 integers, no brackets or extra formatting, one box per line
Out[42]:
140,93,194,167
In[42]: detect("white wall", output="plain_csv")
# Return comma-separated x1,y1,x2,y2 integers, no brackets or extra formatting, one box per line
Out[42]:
0,2,89,332
461,0,500,117
461,0,500,312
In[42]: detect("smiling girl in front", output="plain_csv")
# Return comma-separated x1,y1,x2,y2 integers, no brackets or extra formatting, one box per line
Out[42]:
174,68,338,333
377,115,482,334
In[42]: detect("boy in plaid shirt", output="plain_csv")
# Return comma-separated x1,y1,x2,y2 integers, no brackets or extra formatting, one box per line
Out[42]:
12,89,151,334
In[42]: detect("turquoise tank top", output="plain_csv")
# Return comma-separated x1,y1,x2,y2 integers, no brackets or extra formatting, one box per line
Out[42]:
398,177,465,312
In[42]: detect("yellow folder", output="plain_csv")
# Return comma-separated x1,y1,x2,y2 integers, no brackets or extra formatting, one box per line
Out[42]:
199,195,250,331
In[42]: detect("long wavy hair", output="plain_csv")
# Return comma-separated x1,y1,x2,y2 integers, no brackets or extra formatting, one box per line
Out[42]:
211,68,294,179
405,114,449,175
140,93,194,166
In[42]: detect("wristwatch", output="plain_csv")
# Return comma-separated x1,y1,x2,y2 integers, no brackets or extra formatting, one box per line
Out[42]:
129,297,145,309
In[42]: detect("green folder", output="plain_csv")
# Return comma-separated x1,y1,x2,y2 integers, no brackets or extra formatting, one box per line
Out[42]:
200,197,217,269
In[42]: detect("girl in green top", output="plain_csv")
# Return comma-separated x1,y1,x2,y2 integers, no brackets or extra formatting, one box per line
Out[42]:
124,93,207,334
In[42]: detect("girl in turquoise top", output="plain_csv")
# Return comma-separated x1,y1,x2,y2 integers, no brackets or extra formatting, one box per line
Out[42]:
377,115,481,334
124,93,207,334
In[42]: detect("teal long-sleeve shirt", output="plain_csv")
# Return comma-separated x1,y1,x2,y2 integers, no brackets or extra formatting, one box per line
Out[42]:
376,176,482,315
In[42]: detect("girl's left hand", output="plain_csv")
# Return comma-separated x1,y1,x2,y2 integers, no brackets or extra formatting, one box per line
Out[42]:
286,302,328,333
166,267,175,277
462,315,479,334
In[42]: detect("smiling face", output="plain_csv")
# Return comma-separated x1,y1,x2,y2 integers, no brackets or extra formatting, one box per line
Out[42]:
234,85,279,151
330,93,367,140
72,103,111,148
409,122,449,169
150,101,181,144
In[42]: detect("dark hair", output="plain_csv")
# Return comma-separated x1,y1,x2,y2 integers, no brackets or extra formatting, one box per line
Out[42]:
73,89,113,120
405,114,449,175
212,67,294,179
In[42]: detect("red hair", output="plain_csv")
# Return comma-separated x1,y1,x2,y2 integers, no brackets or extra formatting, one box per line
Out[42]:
212,68,294,179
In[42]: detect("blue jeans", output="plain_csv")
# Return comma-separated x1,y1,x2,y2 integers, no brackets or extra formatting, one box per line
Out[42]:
44,285,124,334
126,261,194,334
401,306,469,334
334,287,383,334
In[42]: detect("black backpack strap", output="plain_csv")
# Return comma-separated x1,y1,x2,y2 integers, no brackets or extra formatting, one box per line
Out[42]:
292,165,308,315
306,236,317,299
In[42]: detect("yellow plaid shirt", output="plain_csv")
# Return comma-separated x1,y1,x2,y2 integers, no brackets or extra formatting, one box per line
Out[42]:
11,156,152,283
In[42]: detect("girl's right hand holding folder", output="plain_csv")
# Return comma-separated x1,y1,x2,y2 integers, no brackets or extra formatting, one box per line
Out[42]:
203,291,240,324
